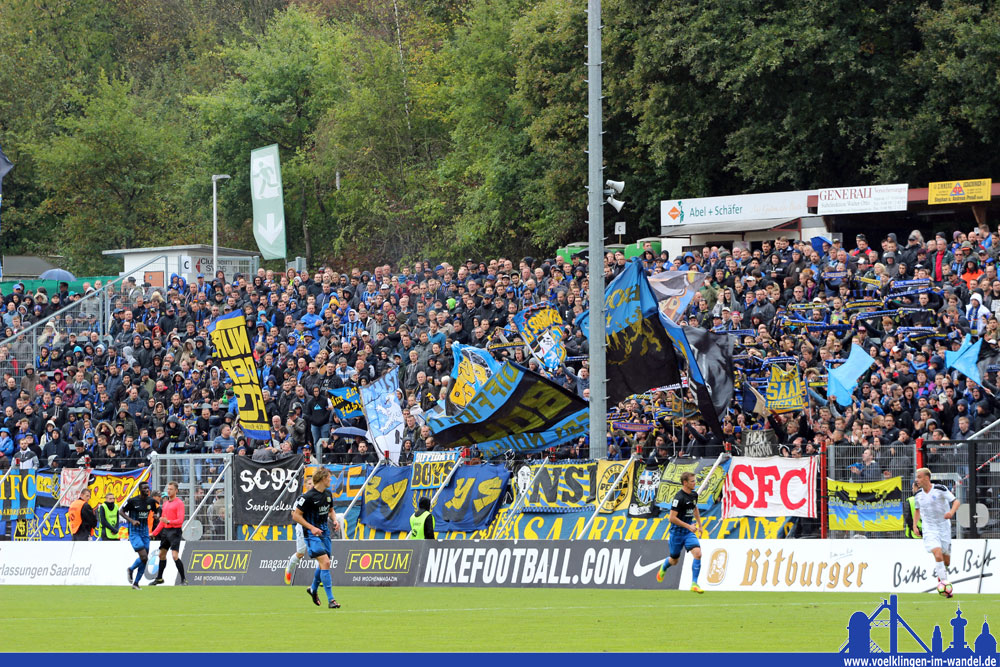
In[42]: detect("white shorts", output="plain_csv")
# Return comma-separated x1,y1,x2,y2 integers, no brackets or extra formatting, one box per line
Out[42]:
294,524,306,554
922,524,952,555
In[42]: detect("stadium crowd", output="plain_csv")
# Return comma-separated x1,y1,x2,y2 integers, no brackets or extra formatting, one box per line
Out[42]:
0,224,996,484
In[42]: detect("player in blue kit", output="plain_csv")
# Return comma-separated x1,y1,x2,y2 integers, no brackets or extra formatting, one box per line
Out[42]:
291,468,341,609
120,481,160,590
656,471,704,593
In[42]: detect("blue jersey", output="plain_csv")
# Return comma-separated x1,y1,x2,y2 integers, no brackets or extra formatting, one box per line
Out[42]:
122,495,158,537
670,489,699,533
294,488,334,535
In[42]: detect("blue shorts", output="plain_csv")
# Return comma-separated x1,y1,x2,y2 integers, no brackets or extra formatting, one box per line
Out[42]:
129,533,151,552
668,528,700,559
305,533,331,559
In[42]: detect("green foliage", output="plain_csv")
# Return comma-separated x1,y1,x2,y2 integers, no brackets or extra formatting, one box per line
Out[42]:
3,0,1000,273
31,74,191,274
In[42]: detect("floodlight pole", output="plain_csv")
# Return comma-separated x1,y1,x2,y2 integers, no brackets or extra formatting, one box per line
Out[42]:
212,174,230,278
586,0,607,461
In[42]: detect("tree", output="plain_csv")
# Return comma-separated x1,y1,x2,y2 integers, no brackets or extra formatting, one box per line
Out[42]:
32,74,189,273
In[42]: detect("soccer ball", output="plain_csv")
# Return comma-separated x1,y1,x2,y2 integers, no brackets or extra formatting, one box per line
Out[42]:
937,581,953,597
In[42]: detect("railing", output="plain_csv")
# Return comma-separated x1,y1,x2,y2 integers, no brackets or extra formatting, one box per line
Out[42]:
147,453,234,540
826,440,917,539
0,254,168,382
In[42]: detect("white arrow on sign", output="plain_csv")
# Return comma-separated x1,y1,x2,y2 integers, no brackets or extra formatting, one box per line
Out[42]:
259,213,283,244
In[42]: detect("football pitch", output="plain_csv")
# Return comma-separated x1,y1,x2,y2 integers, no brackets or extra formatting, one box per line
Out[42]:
5,587,999,652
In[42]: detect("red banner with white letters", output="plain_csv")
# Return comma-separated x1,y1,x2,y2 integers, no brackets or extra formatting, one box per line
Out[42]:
722,456,817,519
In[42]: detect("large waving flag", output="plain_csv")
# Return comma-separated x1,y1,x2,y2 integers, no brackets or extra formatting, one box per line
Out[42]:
429,362,587,458
512,306,567,371
945,334,983,386
360,367,405,463
659,312,723,437
207,312,270,439
446,343,501,415
647,270,707,322
576,259,682,403
828,344,876,407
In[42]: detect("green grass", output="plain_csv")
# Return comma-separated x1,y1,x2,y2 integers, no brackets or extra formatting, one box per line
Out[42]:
4,587,998,652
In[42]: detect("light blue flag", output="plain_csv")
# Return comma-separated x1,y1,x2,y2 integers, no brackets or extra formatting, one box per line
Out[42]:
828,344,876,407
945,334,983,386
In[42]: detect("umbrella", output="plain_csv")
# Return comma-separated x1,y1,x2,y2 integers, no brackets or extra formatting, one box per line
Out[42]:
39,268,76,281
332,426,368,438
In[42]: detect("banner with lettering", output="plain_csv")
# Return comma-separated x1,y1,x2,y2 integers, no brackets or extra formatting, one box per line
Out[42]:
359,464,414,532
723,456,817,519
828,476,904,531
234,455,304,526
765,365,806,413
428,362,588,458
446,343,501,415
655,457,729,511
628,466,662,518
328,387,364,420
0,469,38,518
512,306,567,371
514,461,597,512
304,463,373,505
360,367,405,463
208,311,270,439
595,460,635,514
59,468,90,507
87,469,147,509
410,451,460,507
433,464,510,532
740,428,778,457
352,500,795,541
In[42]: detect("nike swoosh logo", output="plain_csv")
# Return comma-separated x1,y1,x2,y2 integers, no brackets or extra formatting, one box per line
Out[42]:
633,558,664,578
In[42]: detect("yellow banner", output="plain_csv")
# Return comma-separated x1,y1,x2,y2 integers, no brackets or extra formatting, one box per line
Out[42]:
928,178,991,205
596,460,634,514
828,477,904,532
208,312,270,436
766,365,805,413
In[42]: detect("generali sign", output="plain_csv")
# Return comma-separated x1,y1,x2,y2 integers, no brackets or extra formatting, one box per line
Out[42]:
679,539,999,594
817,183,908,215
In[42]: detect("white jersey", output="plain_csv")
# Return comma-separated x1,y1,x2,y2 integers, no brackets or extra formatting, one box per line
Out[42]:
914,484,956,527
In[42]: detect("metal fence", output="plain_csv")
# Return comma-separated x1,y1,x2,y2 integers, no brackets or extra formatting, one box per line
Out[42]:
0,255,167,383
826,441,917,539
147,453,234,541
922,438,1000,539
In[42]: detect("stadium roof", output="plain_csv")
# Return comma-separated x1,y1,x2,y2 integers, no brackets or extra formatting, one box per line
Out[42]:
659,217,800,237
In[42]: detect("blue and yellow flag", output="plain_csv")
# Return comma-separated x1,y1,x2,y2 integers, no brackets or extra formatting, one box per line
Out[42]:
828,477,903,531
208,311,270,439
447,343,500,415
359,464,414,532
429,362,588,458
512,306,566,371
328,386,364,419
575,259,682,403
433,464,510,532
765,365,806,413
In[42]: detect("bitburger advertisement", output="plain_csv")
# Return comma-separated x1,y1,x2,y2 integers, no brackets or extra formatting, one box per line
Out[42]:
679,539,999,594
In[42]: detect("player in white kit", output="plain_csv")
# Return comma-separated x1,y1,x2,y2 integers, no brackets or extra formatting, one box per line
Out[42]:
911,467,960,596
